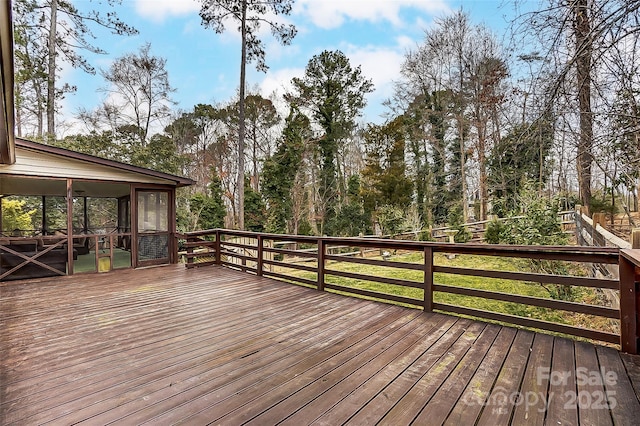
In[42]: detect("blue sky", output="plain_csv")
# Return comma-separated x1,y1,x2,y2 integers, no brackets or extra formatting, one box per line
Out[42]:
60,0,519,134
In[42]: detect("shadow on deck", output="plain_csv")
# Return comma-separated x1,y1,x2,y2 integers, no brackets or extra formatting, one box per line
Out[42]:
1,265,640,425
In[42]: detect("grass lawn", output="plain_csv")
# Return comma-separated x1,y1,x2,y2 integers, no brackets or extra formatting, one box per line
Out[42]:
73,248,132,273
280,251,617,338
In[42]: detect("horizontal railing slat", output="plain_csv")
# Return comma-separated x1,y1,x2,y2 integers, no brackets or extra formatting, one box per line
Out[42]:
263,246,318,258
433,303,619,343
220,261,257,274
433,284,619,318
226,229,320,243
324,254,423,271
434,265,620,290
185,252,216,259
324,268,423,289
220,250,256,263
324,283,421,307
262,270,318,288
220,240,257,250
186,260,216,269
263,259,318,274
184,240,216,248
433,245,619,264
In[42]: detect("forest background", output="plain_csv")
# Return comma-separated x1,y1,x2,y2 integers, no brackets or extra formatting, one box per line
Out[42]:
9,0,640,240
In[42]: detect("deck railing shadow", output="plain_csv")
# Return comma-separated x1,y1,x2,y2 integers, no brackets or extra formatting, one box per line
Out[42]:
180,229,640,354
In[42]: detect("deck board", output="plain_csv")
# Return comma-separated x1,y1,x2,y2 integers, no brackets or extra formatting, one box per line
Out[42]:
476,329,535,425
1,264,640,425
545,336,579,425
510,332,554,425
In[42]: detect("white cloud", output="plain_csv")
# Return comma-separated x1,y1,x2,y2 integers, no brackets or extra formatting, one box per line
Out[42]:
345,45,406,122
257,67,304,117
182,17,205,35
259,67,304,98
396,35,418,51
348,47,403,91
294,0,450,29
134,0,199,23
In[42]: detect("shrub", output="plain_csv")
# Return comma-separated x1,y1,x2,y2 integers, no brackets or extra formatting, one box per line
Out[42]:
448,205,471,243
487,183,572,300
376,205,405,236
484,219,506,244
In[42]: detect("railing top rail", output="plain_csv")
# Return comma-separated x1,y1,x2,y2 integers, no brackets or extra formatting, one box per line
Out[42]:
178,229,219,238
182,228,619,262
621,249,640,267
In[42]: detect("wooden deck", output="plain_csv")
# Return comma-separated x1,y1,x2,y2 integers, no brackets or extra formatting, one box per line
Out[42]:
1,265,640,425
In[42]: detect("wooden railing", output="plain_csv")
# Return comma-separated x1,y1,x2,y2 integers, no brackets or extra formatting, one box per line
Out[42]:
0,235,67,280
180,229,640,354
424,210,576,242
0,231,133,278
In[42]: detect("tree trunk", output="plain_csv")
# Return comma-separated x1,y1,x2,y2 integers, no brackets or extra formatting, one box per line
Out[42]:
458,114,468,223
46,0,58,140
456,28,468,223
252,125,259,191
476,105,488,221
15,86,22,138
237,0,247,230
574,0,593,216
34,78,44,138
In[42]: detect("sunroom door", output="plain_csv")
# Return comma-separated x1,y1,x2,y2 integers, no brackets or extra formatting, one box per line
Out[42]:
135,190,170,267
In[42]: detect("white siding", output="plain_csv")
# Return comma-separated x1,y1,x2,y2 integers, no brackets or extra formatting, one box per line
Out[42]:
0,147,172,185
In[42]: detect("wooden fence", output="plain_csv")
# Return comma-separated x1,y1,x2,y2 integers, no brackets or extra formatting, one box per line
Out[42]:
575,211,637,310
298,211,576,244
180,228,640,354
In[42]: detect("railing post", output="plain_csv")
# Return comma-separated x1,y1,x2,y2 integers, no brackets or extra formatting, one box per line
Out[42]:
215,229,222,266
632,229,640,249
592,212,606,247
318,238,325,291
423,246,433,312
574,208,582,245
66,178,74,275
256,235,264,276
241,237,247,272
186,236,194,268
593,212,606,227
620,250,639,354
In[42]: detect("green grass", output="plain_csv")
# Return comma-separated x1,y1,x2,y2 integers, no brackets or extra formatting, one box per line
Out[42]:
73,248,132,273
281,251,616,337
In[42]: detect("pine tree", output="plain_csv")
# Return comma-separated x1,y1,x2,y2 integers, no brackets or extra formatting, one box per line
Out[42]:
199,0,296,229
262,110,310,233
289,50,373,234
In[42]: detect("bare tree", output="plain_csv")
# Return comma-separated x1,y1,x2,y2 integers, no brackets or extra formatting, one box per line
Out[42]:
395,10,506,222
14,0,137,140
465,35,508,220
100,44,175,145
223,93,281,191
514,0,640,215
78,44,175,147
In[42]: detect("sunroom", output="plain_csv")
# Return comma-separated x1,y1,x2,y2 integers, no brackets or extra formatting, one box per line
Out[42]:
0,138,193,281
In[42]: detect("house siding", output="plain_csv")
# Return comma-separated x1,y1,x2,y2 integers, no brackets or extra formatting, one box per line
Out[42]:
0,147,173,185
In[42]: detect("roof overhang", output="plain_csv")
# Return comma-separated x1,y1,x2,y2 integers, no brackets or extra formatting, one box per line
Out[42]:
0,0,15,165
0,139,194,198
15,138,195,188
